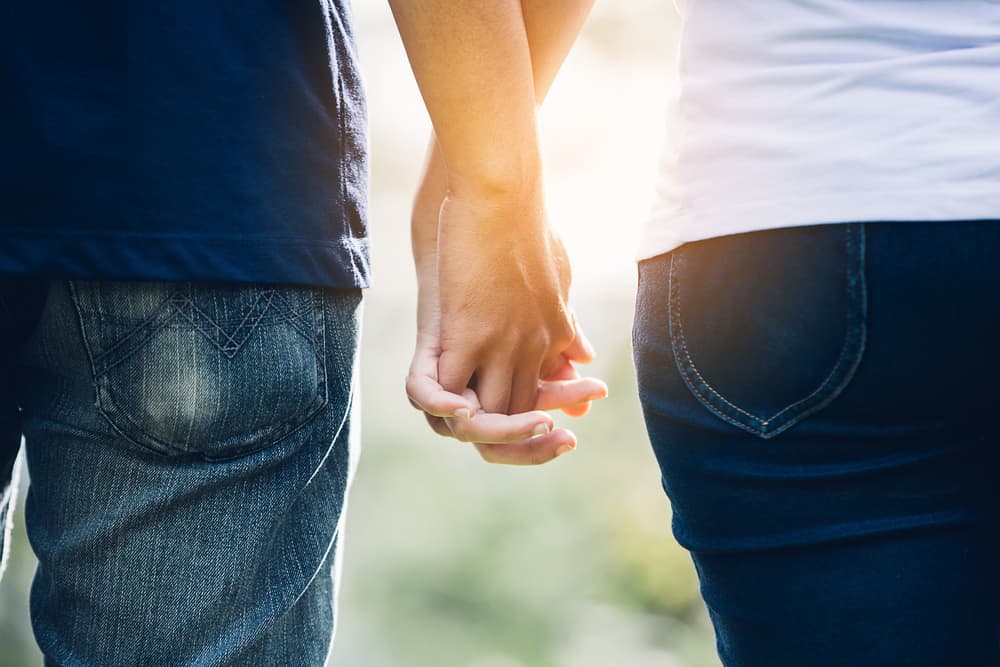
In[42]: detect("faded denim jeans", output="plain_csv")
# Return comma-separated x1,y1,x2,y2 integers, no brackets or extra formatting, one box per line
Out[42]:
634,222,1000,666
0,280,362,666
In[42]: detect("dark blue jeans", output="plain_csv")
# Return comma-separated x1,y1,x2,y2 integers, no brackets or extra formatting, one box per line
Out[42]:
0,280,361,666
634,222,1000,666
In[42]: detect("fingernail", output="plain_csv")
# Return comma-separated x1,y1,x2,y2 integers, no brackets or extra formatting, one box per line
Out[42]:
532,423,551,437
453,408,471,419
555,443,576,457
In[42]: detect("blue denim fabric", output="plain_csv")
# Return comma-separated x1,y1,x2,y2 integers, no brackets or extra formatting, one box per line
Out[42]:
634,222,1000,666
0,280,361,666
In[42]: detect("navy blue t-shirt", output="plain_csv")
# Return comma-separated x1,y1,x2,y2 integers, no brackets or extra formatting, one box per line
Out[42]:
0,2,369,288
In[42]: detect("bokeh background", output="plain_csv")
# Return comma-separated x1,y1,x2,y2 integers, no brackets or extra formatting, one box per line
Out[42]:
0,2,722,665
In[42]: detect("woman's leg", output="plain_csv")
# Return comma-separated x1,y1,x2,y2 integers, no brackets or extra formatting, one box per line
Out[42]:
634,222,1000,666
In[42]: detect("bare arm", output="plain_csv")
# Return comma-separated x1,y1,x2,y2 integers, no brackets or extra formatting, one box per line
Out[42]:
388,1,542,196
402,0,603,465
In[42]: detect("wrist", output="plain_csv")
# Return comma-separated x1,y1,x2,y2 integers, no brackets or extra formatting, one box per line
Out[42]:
445,165,545,219
443,132,543,202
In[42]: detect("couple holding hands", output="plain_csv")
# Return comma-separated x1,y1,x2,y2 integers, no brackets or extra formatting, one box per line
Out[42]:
3,1,1000,666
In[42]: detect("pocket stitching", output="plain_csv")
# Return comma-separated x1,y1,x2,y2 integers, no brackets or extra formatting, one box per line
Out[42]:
96,378,327,460
91,305,177,376
669,254,763,428
71,282,329,459
169,289,275,358
668,224,867,438
269,291,322,356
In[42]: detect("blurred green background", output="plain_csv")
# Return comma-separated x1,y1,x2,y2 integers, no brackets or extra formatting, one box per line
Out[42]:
0,2,721,665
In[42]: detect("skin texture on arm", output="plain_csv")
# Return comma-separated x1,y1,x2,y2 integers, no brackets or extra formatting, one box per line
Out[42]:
408,140,606,463
388,1,542,194
402,0,602,465
390,0,579,421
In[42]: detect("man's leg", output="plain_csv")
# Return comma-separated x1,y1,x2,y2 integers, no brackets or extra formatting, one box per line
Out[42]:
17,281,361,666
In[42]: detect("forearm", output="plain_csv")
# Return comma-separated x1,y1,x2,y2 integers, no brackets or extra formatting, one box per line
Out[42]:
522,0,596,102
389,1,540,196
410,0,596,266
403,0,600,428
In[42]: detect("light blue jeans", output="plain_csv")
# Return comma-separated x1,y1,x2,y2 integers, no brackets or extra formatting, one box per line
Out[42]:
0,280,362,666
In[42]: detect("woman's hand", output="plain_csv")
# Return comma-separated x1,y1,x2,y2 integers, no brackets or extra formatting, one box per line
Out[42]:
408,321,607,465
407,144,606,465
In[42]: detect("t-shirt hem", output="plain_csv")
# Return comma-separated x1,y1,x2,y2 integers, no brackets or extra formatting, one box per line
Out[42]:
0,232,371,289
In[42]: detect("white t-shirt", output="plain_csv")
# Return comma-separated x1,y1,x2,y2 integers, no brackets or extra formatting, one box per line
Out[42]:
640,0,1000,260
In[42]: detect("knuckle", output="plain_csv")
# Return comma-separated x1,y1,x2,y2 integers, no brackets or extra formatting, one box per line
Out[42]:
555,316,575,346
404,373,424,399
541,317,574,353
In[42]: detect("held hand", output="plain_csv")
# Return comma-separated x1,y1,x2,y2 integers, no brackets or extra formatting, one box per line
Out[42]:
408,170,606,464
407,328,608,466
436,185,588,416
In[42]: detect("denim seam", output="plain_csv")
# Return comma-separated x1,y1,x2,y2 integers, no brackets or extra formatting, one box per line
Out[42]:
101,387,327,460
169,290,275,358
315,290,330,429
72,283,331,460
269,292,322,356
668,259,760,435
206,288,328,460
89,299,178,376
69,279,108,385
759,226,867,426
68,280,139,450
669,254,760,424
669,224,868,438
93,290,321,371
91,289,314,367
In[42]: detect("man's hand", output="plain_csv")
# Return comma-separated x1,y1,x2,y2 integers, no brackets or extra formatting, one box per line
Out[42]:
407,325,608,466
392,0,599,462
436,183,589,416
407,146,606,465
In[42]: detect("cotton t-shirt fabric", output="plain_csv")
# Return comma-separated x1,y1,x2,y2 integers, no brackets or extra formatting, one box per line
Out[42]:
641,0,1000,259
0,2,369,289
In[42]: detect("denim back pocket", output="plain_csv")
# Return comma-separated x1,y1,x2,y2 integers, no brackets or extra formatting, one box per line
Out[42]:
668,224,867,438
70,281,327,459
